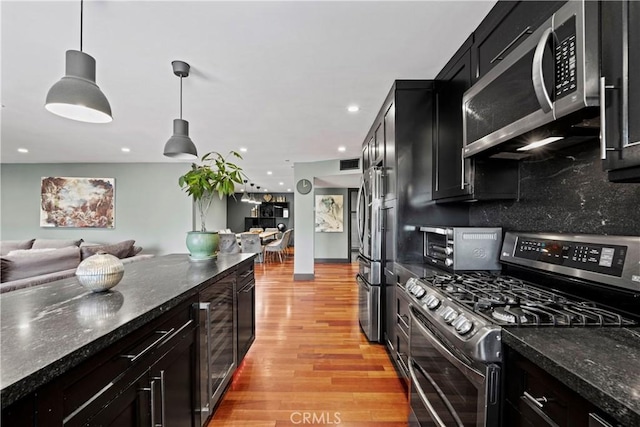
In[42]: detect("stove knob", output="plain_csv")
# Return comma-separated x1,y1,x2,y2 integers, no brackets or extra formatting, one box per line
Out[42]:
453,316,474,335
445,258,454,267
414,287,426,298
443,308,458,324
445,247,453,255
425,295,441,310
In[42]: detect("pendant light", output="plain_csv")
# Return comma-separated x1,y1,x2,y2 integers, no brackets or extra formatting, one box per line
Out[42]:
45,0,112,123
163,60,198,159
241,180,250,203
255,186,263,205
248,183,257,204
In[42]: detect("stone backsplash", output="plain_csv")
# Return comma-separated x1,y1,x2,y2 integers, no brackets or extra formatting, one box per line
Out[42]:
469,142,640,236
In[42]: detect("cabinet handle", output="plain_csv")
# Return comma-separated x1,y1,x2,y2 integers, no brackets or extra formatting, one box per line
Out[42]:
460,148,466,190
523,391,550,408
242,282,256,293
599,76,619,159
491,26,533,64
120,328,175,363
150,379,157,427
152,371,166,427
199,302,212,406
240,269,253,279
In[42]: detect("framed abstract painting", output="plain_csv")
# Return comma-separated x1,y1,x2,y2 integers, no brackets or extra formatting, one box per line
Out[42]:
315,194,343,232
40,177,115,228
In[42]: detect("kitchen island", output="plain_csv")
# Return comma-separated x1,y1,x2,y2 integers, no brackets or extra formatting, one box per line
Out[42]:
0,253,255,425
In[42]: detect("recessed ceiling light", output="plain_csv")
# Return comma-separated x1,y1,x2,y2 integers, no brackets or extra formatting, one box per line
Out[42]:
338,146,346,152
264,188,268,192
267,171,273,175
17,148,29,153
287,188,291,192
347,105,359,113
121,147,131,153
279,182,284,186
239,147,247,153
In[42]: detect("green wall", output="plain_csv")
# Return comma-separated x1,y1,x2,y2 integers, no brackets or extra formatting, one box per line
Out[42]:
0,163,227,255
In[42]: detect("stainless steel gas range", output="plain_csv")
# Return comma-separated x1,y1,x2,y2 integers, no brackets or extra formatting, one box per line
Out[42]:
404,230,639,427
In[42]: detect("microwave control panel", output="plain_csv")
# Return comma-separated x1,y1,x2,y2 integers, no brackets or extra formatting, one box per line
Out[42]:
515,237,627,277
555,15,577,98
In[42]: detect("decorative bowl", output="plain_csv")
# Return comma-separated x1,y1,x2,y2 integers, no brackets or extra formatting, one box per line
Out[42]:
76,252,125,292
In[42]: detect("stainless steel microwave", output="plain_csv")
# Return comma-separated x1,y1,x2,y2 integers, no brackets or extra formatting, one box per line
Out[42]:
463,0,600,158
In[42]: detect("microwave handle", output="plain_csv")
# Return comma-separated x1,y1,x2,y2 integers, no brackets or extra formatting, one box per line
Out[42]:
532,27,554,114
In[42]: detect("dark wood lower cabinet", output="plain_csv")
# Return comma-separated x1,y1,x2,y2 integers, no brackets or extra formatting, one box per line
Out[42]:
86,370,151,427
504,347,617,427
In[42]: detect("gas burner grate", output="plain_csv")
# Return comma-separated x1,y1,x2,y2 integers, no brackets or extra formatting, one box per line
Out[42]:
424,271,636,327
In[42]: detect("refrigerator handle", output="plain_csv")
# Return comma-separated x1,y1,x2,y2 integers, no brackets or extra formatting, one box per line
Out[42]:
356,179,365,249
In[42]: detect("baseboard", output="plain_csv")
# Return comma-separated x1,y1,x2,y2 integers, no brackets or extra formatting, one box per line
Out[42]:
314,258,350,263
294,274,315,281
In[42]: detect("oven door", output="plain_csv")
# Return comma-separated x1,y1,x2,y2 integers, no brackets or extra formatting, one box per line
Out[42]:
408,306,500,427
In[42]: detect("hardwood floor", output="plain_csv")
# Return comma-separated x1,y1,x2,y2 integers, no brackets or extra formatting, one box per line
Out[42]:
210,256,409,426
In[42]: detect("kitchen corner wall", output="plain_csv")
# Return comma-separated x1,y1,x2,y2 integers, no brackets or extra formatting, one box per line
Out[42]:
0,163,215,255
469,143,640,235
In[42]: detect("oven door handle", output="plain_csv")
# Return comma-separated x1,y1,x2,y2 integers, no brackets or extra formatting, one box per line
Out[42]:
408,361,450,427
409,306,485,387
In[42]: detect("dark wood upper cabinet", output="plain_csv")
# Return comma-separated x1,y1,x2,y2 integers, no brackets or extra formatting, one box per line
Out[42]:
601,0,640,182
471,1,567,82
433,37,520,202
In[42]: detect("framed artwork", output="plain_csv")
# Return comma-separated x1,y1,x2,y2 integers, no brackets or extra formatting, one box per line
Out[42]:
315,194,343,233
40,177,115,228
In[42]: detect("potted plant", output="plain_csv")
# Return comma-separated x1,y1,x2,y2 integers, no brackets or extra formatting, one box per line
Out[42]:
178,151,244,260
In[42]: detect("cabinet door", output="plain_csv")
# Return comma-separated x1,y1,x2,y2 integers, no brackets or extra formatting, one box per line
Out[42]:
433,43,473,200
373,123,384,166
383,102,396,201
86,371,151,427
150,328,198,427
602,0,640,182
383,267,397,354
472,1,566,81
236,280,256,363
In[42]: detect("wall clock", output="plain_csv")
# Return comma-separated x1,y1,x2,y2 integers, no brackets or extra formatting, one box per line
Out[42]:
296,179,312,194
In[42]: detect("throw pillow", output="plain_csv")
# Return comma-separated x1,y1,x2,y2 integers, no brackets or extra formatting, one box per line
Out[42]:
128,245,143,257
7,248,57,256
0,258,13,283
2,246,81,282
0,239,35,256
32,238,83,249
81,240,135,260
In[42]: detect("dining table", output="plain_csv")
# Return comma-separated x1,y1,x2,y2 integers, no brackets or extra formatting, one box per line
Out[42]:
238,230,278,244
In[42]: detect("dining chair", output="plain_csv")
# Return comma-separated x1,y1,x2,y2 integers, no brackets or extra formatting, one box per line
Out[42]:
241,233,264,262
218,233,241,254
264,229,292,263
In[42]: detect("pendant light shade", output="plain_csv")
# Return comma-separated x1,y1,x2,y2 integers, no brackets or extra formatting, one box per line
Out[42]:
163,60,197,160
45,1,112,123
164,119,197,159
241,180,250,202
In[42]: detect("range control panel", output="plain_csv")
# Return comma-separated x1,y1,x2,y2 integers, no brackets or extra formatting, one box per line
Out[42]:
515,238,626,277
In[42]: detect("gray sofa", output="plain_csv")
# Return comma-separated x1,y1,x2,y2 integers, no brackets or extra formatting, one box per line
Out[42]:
0,238,153,293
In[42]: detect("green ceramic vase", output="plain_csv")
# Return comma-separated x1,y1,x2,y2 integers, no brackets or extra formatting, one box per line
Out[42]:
185,231,219,261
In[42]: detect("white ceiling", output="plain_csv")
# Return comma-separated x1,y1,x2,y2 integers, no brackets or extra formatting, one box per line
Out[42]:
1,0,496,191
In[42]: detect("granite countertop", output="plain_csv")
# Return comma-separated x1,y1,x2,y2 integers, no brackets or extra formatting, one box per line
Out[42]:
503,327,640,426
0,253,255,409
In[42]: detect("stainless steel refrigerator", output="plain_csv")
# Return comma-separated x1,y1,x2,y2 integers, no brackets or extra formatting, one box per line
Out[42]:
356,166,383,342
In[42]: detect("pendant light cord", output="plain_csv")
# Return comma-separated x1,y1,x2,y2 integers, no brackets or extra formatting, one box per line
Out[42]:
80,0,83,52
179,76,183,119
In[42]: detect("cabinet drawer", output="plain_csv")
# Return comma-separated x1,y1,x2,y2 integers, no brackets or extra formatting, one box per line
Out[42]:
394,329,409,379
60,295,197,425
237,261,255,288
396,293,410,336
